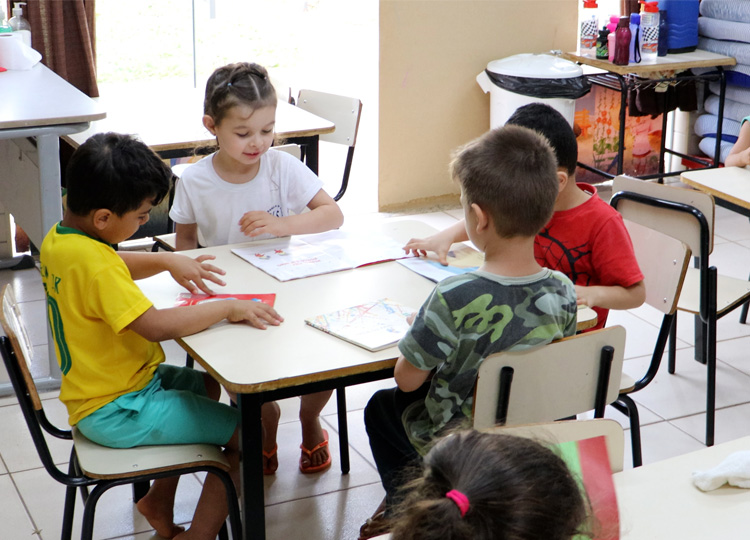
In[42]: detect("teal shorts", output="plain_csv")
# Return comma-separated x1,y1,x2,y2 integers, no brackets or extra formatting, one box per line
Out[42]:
76,364,239,449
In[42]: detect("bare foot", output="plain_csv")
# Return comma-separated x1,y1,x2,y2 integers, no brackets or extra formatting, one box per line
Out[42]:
136,493,184,539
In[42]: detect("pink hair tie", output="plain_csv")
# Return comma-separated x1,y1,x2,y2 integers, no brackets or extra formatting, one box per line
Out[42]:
445,489,470,517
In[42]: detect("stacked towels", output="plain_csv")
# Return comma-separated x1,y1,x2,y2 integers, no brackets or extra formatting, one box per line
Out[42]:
692,0,750,163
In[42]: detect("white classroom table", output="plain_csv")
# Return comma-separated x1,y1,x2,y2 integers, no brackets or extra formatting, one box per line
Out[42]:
681,166,750,219
0,63,104,394
137,219,597,540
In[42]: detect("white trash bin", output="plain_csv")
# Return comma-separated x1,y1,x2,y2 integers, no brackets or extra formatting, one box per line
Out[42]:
476,54,590,129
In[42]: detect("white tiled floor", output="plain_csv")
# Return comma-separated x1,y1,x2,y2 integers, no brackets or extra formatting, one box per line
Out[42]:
4,197,750,540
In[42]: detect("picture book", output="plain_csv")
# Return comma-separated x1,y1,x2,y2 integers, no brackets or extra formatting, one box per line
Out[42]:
174,293,276,307
397,244,484,282
305,298,416,352
231,229,410,281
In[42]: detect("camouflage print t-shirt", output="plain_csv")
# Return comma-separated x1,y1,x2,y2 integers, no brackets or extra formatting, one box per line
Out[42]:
399,268,577,454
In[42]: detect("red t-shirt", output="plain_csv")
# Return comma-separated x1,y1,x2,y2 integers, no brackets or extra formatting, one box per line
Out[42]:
534,183,643,329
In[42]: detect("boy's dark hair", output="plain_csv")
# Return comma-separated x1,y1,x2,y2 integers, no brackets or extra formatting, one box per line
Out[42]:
65,132,171,217
390,430,590,540
506,103,578,175
204,62,277,126
451,124,558,238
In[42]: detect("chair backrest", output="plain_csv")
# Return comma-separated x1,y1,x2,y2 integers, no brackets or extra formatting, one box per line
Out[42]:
623,219,691,315
485,419,625,473
612,175,715,257
297,89,362,148
473,325,626,430
272,142,302,160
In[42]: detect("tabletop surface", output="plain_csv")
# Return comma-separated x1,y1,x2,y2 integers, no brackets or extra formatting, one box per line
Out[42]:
137,221,597,393
0,64,105,130
681,166,750,211
63,85,334,152
614,435,750,538
561,49,736,76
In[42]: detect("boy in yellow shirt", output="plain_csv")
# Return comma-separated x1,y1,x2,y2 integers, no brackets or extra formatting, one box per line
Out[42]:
41,132,282,540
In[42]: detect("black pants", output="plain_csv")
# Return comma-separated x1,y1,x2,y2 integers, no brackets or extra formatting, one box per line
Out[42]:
364,382,430,513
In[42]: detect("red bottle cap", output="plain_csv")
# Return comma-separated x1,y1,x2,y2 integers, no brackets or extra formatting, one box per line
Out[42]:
640,1,659,12
583,0,598,7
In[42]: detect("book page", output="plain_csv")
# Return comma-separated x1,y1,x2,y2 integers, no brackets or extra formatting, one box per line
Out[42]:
397,244,483,282
305,298,416,352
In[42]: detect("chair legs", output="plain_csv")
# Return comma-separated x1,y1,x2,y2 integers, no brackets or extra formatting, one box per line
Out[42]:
611,395,642,467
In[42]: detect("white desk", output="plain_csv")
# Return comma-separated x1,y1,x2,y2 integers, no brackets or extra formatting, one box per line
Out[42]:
63,86,335,173
615,435,750,538
681,166,750,219
137,220,597,540
0,64,104,395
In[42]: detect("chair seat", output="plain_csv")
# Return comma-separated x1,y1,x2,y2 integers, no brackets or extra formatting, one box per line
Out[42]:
619,372,636,394
73,428,229,479
677,268,750,316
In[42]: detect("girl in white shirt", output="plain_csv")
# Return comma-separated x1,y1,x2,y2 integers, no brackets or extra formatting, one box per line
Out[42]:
170,61,343,475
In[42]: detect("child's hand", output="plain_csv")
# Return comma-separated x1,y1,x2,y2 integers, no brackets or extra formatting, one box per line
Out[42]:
226,300,284,329
239,211,288,238
575,285,598,308
403,235,453,266
168,254,227,295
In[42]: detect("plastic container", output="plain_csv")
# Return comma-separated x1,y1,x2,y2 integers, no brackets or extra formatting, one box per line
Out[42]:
639,1,659,60
629,13,641,64
579,0,599,58
9,2,30,47
657,10,668,57
607,15,619,62
613,16,631,66
660,0,699,54
475,54,591,128
596,27,610,60
0,6,12,34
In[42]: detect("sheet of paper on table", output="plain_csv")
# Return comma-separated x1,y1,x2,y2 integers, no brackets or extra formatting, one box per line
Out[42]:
174,293,276,307
305,298,416,352
230,229,410,281
397,244,484,282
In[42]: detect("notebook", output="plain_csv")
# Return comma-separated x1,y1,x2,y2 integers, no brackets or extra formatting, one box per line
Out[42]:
304,298,415,352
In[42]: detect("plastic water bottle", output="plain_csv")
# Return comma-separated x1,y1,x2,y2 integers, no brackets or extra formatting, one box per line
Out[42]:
579,0,599,58
629,13,641,64
596,26,610,60
613,16,631,66
639,1,659,60
607,15,618,62
657,10,669,57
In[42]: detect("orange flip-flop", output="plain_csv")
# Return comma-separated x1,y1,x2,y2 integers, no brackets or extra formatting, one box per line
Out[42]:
263,444,278,475
299,429,332,474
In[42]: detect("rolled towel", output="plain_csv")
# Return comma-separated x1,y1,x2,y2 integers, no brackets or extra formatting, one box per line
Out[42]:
693,64,750,89
705,94,750,124
693,451,750,491
694,113,741,143
700,0,750,24
708,82,750,106
698,37,750,66
699,136,735,164
698,17,750,44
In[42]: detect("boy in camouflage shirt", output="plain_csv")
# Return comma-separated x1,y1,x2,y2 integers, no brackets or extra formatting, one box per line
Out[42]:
359,125,577,538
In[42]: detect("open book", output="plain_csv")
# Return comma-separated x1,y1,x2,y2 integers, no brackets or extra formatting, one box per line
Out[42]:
397,244,484,282
231,229,410,281
305,298,416,352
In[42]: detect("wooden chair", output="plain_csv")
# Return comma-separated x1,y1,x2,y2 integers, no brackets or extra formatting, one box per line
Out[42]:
152,144,302,252
473,325,626,431
296,89,362,201
609,218,691,466
0,284,242,540
610,175,750,447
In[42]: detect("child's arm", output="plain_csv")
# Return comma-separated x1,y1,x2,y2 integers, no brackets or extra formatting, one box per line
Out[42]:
394,355,432,392
575,280,646,310
174,223,200,251
128,299,283,342
402,220,469,265
119,251,226,295
238,189,344,238
725,121,750,168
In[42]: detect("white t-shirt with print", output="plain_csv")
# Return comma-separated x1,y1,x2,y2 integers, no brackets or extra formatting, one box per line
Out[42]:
169,148,324,246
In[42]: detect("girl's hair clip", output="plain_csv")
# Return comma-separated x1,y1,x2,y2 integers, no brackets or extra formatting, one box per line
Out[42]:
226,81,233,88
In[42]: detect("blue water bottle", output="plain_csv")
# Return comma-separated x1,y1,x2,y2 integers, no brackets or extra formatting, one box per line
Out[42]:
629,13,641,64
657,10,668,56
660,0,699,54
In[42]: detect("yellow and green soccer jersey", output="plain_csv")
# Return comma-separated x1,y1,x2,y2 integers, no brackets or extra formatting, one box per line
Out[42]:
40,224,164,425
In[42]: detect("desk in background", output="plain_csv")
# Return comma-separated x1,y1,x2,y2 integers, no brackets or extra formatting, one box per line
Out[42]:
0,64,104,395
561,50,736,181
681,166,750,218
137,220,597,540
63,86,335,173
